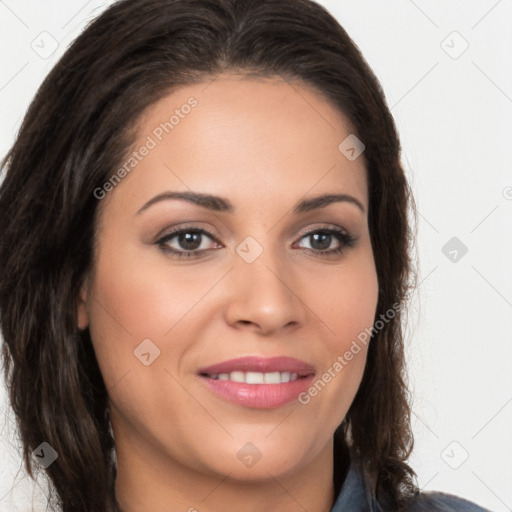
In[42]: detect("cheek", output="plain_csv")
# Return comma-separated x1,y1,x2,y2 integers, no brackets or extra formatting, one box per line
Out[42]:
88,244,218,337
299,251,378,405
310,252,379,350
85,241,227,388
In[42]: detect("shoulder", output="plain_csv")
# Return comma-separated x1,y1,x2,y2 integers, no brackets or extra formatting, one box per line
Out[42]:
331,459,494,512
401,490,493,512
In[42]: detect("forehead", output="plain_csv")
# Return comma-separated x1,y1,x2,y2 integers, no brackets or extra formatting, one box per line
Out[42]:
103,74,368,215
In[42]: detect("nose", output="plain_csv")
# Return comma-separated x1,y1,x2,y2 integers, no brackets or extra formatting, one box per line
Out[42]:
222,244,307,336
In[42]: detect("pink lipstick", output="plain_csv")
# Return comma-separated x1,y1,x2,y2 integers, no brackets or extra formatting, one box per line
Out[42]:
198,356,315,409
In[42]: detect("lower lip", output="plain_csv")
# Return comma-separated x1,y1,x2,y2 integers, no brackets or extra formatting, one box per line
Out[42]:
199,375,315,409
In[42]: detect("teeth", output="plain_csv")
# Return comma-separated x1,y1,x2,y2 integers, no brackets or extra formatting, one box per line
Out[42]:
246,371,264,384
208,371,300,384
230,371,245,383
264,372,281,384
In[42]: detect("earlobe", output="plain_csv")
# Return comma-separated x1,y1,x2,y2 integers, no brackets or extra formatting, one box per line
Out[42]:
76,282,90,330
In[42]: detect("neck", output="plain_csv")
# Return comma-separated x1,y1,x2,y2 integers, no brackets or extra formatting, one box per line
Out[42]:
114,432,338,512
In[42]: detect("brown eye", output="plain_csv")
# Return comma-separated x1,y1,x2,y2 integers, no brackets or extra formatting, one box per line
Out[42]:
157,228,221,257
175,231,203,251
295,228,356,256
307,232,333,251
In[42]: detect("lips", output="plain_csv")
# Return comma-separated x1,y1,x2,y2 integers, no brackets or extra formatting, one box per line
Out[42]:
197,356,316,409
198,355,315,377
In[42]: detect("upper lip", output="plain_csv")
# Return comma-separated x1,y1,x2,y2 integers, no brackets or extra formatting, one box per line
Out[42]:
198,356,316,376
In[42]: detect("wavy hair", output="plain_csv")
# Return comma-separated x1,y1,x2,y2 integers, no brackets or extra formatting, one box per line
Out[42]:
0,0,417,510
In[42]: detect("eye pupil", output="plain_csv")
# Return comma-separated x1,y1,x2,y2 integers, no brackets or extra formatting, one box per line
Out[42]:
179,231,202,250
310,232,331,251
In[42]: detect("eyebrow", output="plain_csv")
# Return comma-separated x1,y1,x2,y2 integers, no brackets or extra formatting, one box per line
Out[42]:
136,191,365,215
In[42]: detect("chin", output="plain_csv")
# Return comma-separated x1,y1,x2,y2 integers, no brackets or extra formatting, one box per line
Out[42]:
196,435,315,482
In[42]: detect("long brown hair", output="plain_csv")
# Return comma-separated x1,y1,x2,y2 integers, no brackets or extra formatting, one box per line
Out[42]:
0,0,417,510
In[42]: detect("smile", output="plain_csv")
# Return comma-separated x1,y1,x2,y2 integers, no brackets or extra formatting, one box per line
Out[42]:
198,356,315,408
204,371,300,384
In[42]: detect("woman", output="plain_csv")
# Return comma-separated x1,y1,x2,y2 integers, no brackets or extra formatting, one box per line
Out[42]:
0,0,493,511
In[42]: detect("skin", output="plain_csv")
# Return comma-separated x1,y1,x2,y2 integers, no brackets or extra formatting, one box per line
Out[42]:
77,73,379,512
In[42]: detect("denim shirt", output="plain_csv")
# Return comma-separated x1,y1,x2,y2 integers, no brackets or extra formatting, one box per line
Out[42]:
330,462,493,512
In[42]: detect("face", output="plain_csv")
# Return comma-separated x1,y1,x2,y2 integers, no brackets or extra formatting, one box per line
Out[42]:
78,74,378,488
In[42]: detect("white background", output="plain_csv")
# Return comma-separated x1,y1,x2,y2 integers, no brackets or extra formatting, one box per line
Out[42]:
1,1,511,511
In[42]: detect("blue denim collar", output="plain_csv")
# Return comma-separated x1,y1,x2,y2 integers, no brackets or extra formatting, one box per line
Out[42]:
330,462,493,512
330,461,382,512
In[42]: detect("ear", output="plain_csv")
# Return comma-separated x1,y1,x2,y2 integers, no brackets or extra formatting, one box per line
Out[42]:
76,278,90,330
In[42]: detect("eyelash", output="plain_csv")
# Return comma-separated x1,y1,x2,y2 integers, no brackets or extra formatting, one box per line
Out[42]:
156,224,357,259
